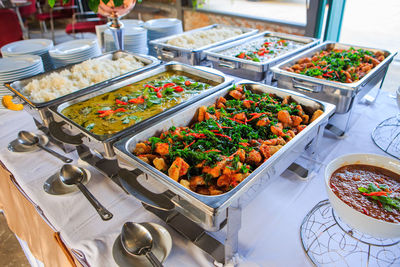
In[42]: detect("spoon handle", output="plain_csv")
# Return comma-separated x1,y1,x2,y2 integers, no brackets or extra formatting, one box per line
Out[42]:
37,144,73,163
145,251,163,267
77,183,113,221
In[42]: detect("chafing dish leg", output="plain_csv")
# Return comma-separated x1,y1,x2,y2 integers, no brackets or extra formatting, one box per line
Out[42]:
33,118,75,153
76,144,124,190
225,204,242,265
359,66,388,105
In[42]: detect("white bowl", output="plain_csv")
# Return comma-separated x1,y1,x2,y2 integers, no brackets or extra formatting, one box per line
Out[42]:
325,153,400,238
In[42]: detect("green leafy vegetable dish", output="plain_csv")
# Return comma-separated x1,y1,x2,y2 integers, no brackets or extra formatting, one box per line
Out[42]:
132,84,324,196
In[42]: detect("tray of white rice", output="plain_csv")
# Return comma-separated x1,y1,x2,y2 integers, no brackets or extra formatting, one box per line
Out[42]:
5,51,159,106
5,51,159,127
150,24,258,65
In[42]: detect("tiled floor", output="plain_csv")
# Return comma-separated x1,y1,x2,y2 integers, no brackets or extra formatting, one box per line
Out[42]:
0,213,29,267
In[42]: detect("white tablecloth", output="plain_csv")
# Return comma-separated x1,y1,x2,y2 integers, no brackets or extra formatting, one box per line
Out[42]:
0,87,397,267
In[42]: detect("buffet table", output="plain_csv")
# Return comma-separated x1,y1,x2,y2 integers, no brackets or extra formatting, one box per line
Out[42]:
0,84,397,266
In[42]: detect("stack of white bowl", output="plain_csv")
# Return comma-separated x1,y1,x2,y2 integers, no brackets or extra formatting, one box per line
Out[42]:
49,39,101,68
104,26,148,54
143,18,183,56
1,39,54,71
0,55,44,108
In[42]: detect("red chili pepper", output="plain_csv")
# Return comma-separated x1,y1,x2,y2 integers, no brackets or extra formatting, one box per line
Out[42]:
185,140,195,148
156,91,163,98
97,109,110,114
362,208,369,215
173,86,184,92
335,71,340,78
247,114,263,122
210,130,220,133
129,97,145,104
322,66,329,71
114,108,127,113
362,191,388,197
98,110,115,117
115,99,128,105
214,133,232,141
187,133,206,139
323,73,332,78
257,50,265,56
145,84,157,90
163,83,176,88
377,200,383,208
204,149,221,153
264,42,271,46
237,52,245,59
239,142,249,147
227,117,245,124
184,80,191,86
153,87,162,92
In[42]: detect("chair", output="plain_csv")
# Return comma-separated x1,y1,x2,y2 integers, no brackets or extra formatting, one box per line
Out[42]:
19,0,37,18
36,0,77,42
0,10,23,51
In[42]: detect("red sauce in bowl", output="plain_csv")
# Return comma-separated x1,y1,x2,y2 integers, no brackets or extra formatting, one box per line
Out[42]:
330,164,400,223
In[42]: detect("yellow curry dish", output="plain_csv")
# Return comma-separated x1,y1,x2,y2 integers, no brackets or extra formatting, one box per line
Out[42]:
61,71,214,136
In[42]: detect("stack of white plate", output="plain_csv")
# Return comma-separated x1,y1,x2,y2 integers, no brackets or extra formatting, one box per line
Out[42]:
0,55,44,108
143,18,183,56
104,26,148,54
121,19,144,27
49,39,101,68
1,39,54,72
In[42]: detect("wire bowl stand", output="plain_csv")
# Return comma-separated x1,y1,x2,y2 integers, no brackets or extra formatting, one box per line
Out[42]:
300,199,400,266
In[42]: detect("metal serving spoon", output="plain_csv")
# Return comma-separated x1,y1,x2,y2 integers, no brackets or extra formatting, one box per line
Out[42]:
121,222,163,267
59,164,113,221
18,131,72,163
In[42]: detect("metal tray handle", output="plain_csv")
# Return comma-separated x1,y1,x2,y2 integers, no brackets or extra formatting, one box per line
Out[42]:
161,49,178,61
49,121,84,145
292,78,322,93
118,168,175,211
218,59,238,69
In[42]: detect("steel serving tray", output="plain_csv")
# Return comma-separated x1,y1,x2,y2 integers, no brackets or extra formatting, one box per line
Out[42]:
271,41,397,113
5,51,160,127
205,31,319,83
113,81,336,231
150,24,258,66
48,62,233,158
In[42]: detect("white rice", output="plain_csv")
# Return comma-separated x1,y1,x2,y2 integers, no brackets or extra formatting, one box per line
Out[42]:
23,55,145,102
166,26,243,49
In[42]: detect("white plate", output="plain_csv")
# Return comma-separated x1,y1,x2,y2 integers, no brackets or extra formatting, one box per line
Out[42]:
144,18,182,30
0,56,42,73
1,39,53,55
49,39,98,57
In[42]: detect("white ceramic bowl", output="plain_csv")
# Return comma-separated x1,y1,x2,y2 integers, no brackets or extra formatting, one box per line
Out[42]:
325,153,400,238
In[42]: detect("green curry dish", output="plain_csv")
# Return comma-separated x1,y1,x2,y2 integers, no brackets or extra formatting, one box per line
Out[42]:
61,72,212,136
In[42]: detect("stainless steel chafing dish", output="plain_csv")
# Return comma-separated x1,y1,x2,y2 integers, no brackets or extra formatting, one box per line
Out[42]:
113,81,336,232
205,31,319,83
47,62,234,159
150,24,258,66
5,51,160,128
271,41,397,114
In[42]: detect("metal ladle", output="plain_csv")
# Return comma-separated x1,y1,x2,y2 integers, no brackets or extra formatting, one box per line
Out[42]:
18,131,72,163
121,222,163,267
59,164,113,221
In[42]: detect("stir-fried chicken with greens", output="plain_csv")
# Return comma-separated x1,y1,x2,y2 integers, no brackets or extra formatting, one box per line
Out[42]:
133,84,324,195
284,47,386,83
